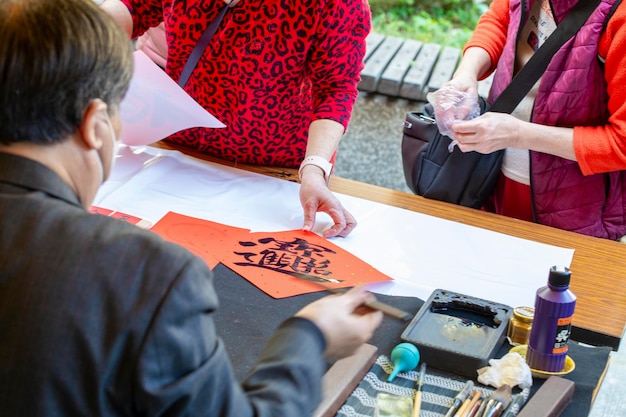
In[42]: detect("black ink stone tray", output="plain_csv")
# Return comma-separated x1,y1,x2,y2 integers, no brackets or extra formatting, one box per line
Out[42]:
401,289,513,377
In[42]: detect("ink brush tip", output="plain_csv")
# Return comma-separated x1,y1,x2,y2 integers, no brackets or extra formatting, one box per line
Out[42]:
444,381,474,417
416,362,426,388
500,394,523,417
493,384,512,408
458,390,481,417
482,385,512,417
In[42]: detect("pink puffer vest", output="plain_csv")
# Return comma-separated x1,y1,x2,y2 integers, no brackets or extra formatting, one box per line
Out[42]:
489,0,626,240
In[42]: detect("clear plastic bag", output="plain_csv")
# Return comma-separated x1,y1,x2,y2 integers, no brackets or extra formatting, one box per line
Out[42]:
426,86,481,137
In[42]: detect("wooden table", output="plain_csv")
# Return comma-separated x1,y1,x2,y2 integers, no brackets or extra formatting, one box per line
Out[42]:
331,177,626,349
154,142,626,349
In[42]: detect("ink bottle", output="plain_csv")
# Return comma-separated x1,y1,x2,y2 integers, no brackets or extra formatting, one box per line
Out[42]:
526,266,577,372
507,306,534,346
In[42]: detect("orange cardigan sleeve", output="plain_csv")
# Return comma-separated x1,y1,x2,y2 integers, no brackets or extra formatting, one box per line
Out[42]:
574,3,626,174
462,0,510,78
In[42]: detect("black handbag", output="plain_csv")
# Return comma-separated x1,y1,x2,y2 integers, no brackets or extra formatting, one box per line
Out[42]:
401,0,601,208
402,98,501,208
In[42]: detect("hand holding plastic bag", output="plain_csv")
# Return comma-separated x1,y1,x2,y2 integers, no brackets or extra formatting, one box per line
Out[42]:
427,86,481,141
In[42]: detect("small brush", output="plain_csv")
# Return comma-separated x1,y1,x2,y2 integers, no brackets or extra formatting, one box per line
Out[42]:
481,385,512,417
411,362,427,417
459,390,482,417
501,388,530,417
444,381,474,417
466,398,483,417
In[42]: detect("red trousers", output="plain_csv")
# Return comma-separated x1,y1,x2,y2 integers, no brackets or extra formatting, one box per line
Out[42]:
483,172,533,222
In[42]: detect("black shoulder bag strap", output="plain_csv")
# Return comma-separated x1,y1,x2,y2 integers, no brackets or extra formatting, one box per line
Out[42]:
178,5,230,88
490,0,602,113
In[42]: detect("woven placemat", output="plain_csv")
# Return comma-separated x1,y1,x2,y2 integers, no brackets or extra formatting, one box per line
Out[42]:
337,355,495,417
337,339,611,417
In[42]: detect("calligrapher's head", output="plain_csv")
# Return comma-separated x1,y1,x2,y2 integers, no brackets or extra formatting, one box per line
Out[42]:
0,0,133,207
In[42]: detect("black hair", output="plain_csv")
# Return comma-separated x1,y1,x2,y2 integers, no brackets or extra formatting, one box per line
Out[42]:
0,0,133,144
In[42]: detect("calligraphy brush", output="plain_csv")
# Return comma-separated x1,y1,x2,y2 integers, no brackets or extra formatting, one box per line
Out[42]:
466,397,483,417
291,272,413,321
457,390,482,417
501,388,530,417
412,362,427,417
481,384,512,417
444,380,474,417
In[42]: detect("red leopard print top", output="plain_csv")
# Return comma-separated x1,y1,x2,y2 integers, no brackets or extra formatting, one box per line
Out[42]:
121,0,371,168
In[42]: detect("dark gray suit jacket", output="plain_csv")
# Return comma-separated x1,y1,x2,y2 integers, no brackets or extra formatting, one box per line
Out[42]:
0,152,326,416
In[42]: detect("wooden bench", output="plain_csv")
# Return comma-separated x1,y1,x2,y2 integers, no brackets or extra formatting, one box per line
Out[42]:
359,32,492,101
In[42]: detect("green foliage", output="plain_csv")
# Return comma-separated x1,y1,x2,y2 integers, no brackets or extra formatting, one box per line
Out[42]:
369,0,490,48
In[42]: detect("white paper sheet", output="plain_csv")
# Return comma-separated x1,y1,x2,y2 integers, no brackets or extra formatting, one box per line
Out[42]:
119,51,225,146
95,145,575,308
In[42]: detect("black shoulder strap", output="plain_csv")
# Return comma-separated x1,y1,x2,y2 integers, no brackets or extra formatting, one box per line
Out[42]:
602,0,623,33
178,5,230,88
490,0,603,113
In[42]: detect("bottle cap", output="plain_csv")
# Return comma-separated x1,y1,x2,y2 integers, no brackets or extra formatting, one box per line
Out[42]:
513,306,535,323
549,265,571,287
